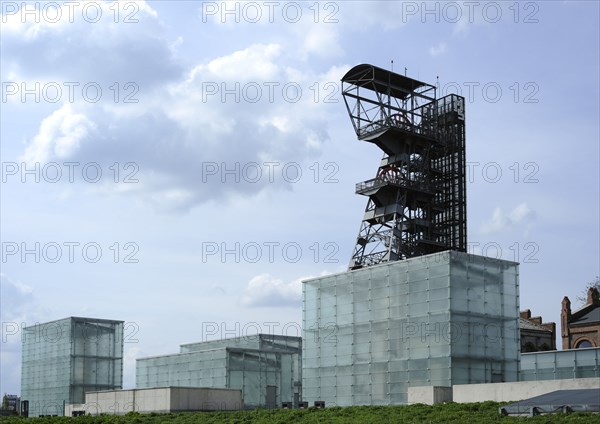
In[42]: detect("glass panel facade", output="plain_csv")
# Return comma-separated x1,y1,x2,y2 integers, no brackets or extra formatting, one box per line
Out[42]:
303,251,519,406
137,349,228,389
21,317,123,417
137,335,301,409
449,254,520,385
227,348,301,408
520,348,600,381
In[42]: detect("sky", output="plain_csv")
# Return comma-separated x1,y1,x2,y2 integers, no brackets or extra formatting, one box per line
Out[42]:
1,1,599,395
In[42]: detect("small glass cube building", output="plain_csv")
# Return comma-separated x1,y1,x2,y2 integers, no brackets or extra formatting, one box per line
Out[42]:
303,251,520,405
136,334,302,408
520,348,600,381
21,317,124,416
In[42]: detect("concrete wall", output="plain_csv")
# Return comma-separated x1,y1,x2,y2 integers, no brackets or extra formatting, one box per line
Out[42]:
453,378,600,403
170,387,242,411
64,404,85,416
134,388,171,413
407,386,452,404
408,378,600,405
65,387,242,415
77,389,159,415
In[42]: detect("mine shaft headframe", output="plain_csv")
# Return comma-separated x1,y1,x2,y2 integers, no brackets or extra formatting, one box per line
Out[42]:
341,64,467,270
341,64,437,140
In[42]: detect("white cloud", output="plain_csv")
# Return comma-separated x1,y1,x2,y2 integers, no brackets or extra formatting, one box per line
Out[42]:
509,203,535,223
20,104,95,163
0,273,48,330
1,1,158,40
337,2,411,31
1,1,179,89
12,38,336,212
201,43,282,81
240,270,336,307
0,274,32,394
429,42,447,56
300,24,343,59
146,188,198,214
0,273,40,395
0,272,34,296
479,202,536,235
240,273,304,307
452,18,470,35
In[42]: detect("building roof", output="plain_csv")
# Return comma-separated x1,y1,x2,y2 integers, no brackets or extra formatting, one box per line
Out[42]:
500,389,600,415
519,318,552,332
341,63,433,99
23,316,124,329
571,306,600,325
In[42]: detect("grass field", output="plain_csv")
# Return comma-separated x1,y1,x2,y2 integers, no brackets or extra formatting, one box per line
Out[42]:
1,402,598,423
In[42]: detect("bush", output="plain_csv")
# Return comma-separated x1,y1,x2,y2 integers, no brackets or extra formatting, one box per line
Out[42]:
0,403,597,423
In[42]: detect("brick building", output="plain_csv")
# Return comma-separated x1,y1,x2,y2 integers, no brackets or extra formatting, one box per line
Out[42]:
519,310,556,352
561,287,600,349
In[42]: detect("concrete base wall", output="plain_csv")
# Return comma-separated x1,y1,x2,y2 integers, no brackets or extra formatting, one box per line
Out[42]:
64,404,85,416
133,387,171,413
408,386,453,404
170,387,243,411
65,387,242,416
453,378,600,403
408,378,600,405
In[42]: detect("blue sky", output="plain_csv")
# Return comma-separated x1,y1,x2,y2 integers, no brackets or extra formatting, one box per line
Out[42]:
1,1,599,394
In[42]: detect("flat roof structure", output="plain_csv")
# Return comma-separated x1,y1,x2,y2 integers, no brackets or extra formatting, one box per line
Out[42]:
499,389,600,416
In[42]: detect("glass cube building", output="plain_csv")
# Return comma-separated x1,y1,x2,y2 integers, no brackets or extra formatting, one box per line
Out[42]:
21,317,124,416
136,334,302,408
520,348,600,381
303,251,520,405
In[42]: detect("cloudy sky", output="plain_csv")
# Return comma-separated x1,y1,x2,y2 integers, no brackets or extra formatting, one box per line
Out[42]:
1,1,598,394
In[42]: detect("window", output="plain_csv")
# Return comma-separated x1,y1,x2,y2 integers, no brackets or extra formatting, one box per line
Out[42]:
540,343,551,351
576,340,593,349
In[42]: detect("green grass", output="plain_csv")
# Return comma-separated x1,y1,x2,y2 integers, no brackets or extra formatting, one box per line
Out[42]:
0,402,597,423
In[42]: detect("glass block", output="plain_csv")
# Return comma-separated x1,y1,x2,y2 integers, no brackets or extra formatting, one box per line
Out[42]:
302,252,521,406
22,318,123,417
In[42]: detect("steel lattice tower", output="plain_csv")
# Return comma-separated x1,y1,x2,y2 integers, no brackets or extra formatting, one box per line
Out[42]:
342,64,467,270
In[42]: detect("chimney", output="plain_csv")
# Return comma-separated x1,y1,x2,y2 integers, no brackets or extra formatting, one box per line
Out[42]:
587,287,599,306
561,296,571,338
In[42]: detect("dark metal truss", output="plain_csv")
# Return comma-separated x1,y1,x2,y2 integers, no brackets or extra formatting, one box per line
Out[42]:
342,64,467,270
